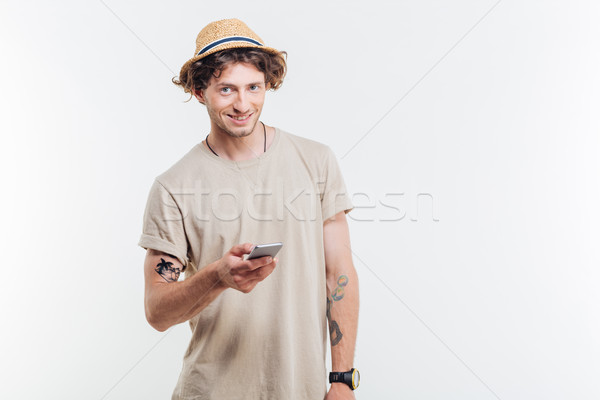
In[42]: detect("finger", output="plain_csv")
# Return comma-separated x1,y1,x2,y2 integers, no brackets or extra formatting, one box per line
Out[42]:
246,260,277,281
258,263,276,281
229,242,254,257
246,269,274,286
236,279,258,294
246,255,273,271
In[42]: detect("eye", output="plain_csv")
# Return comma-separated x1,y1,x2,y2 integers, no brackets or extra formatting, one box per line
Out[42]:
220,87,231,94
250,85,260,91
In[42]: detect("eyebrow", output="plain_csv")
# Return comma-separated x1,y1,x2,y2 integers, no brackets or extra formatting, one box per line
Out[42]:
216,82,265,87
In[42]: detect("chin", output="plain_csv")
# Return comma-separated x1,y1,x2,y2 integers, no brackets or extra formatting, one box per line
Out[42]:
230,131,253,138
222,127,252,138
224,122,258,138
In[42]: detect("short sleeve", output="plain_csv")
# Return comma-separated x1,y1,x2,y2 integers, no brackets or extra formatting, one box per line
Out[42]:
320,147,354,221
138,179,190,269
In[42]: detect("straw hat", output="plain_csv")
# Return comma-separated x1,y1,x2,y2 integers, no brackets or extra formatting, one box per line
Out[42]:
178,18,281,80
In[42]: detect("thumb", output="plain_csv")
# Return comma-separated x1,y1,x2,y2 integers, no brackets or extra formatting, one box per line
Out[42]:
229,242,254,257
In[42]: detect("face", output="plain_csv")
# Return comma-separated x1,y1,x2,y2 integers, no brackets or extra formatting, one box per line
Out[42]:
196,62,267,138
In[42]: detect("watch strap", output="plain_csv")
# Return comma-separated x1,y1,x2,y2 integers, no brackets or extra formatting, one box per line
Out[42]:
329,368,359,390
329,371,344,383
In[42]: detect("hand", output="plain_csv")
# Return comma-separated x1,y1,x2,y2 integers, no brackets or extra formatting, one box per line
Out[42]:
215,243,278,293
325,383,355,400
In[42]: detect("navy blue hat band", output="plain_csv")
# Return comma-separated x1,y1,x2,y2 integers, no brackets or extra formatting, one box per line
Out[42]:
198,36,263,56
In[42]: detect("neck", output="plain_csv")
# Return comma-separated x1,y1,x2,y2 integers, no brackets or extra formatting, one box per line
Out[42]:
207,121,269,161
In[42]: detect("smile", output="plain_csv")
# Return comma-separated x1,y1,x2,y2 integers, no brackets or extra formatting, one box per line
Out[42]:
228,113,253,122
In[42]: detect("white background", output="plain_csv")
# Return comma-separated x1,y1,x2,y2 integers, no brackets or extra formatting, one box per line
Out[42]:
1,1,599,399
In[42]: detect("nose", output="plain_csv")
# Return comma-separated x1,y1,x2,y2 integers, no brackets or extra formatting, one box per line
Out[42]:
232,91,250,113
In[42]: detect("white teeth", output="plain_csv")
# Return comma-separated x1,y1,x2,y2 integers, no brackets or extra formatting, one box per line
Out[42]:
231,115,248,120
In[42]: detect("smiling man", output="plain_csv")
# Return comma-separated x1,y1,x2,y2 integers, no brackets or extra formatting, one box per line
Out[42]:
138,18,360,400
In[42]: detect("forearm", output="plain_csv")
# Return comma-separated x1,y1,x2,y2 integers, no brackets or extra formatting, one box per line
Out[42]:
145,261,226,331
327,264,359,371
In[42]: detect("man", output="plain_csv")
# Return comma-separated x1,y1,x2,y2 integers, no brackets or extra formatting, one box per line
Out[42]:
138,18,360,399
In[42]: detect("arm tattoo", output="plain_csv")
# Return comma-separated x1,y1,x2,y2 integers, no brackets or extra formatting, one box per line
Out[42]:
331,274,348,301
326,275,349,346
155,257,181,282
327,296,343,346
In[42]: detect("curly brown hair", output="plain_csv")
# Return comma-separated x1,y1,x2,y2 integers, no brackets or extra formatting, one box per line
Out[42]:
172,48,287,103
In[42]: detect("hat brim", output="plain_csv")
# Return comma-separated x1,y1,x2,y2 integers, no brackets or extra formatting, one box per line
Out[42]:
178,43,281,90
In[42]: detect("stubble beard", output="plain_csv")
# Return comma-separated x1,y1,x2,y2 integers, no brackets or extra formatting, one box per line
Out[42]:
209,107,260,139
222,120,258,139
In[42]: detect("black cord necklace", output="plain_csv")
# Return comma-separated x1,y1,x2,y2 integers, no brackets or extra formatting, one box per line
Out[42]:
205,122,267,157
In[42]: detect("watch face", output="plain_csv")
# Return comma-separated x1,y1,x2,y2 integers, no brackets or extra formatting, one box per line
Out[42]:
352,369,360,389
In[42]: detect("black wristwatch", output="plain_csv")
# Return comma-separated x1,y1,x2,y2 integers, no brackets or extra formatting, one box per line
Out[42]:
329,368,360,390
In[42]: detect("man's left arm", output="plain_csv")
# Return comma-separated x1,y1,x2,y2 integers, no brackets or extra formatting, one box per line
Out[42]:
324,211,359,399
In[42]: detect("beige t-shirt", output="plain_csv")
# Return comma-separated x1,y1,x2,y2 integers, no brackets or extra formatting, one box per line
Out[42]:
138,128,354,400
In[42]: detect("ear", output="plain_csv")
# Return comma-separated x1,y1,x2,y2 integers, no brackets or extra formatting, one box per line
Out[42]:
194,88,206,104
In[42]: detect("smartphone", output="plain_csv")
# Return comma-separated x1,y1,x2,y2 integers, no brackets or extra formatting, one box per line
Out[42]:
246,242,283,260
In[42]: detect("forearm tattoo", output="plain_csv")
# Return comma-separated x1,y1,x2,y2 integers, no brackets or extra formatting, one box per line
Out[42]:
326,275,349,346
327,297,343,346
155,257,181,282
331,275,348,301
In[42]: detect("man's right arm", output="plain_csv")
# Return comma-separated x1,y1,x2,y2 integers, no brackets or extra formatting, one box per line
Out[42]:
143,243,278,332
